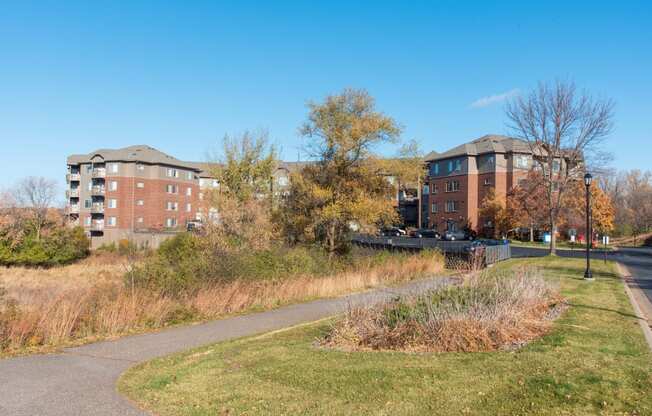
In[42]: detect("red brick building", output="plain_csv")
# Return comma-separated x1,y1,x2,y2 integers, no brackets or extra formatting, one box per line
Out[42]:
66,145,201,248
424,135,533,235
66,146,306,248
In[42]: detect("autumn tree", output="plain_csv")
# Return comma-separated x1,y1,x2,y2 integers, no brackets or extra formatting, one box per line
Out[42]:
281,89,401,255
507,171,550,241
563,181,615,236
206,131,278,250
479,188,514,239
506,80,614,254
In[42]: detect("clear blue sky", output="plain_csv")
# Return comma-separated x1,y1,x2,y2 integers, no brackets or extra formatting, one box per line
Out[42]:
1,1,650,195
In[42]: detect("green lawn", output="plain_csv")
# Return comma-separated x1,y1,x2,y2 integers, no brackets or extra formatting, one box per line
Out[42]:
119,257,652,416
509,240,613,251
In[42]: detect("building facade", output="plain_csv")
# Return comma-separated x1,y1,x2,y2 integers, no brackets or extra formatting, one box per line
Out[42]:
66,145,202,247
425,135,533,235
66,145,307,247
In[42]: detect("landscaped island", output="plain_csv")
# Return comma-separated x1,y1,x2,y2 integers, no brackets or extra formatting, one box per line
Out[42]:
119,257,652,416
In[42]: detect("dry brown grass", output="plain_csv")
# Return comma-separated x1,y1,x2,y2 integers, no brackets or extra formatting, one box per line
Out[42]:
322,266,563,353
0,251,444,355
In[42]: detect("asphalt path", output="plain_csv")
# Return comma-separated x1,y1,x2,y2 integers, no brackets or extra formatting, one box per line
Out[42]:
0,276,453,416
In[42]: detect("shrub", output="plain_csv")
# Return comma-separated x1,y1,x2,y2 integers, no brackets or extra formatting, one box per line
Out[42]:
322,267,563,352
0,226,90,267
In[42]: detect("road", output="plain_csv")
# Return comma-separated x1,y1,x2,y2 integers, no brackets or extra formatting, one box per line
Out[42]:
0,276,453,416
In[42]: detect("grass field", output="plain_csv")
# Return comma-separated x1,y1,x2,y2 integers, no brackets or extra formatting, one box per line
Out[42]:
509,240,613,251
119,257,652,416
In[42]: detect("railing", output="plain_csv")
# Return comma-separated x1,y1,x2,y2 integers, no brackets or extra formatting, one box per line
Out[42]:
66,173,81,182
351,235,511,265
91,186,105,196
90,222,104,231
90,204,104,213
66,189,79,198
66,205,80,214
91,169,106,178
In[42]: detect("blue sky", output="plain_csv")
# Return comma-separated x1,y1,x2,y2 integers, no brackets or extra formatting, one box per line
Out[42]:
1,1,651,195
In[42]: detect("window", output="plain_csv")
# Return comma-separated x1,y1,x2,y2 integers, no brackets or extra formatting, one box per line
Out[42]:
186,203,192,212
447,160,453,173
84,199,91,209
136,217,144,223
431,203,438,213
445,201,459,213
166,184,178,194
136,199,144,206
515,155,530,169
166,201,178,211
136,164,145,171
108,199,117,209
86,165,92,173
87,181,92,191
187,171,193,180
136,182,144,188
109,163,119,173
422,185,429,195
166,168,178,178
432,183,438,194
484,178,492,186
455,159,462,171
84,216,91,226
445,180,460,192
186,187,192,196
165,218,177,228
486,155,495,165
552,160,561,172
277,176,289,187
109,181,118,191
107,216,117,226
212,179,219,188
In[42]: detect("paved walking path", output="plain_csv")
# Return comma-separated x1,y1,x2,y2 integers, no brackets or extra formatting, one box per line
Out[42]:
0,277,453,416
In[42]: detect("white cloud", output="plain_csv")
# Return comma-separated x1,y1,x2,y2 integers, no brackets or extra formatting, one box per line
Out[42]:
469,88,520,109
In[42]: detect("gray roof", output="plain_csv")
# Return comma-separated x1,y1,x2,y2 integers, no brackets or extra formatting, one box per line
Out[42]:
185,160,312,178
425,135,533,161
67,145,202,171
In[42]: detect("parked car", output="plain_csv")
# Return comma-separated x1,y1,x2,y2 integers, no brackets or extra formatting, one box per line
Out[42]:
380,227,406,237
443,230,475,241
410,228,441,239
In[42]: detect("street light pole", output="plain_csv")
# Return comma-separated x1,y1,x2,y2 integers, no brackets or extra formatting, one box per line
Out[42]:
584,172,593,280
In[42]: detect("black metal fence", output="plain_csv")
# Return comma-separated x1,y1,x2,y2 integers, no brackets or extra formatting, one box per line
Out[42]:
351,235,511,265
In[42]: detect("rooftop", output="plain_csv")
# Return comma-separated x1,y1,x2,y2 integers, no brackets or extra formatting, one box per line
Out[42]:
425,135,532,161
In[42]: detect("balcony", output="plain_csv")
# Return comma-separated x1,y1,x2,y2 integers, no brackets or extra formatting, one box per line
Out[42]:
66,189,80,198
91,169,106,178
66,173,81,182
90,222,104,231
90,204,104,214
67,205,80,214
91,186,105,196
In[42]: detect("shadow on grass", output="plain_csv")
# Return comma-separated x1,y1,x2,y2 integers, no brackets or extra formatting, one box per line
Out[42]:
536,264,621,281
567,302,644,321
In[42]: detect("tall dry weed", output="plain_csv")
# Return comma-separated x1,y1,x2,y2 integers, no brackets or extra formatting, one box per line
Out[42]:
322,266,563,353
0,250,444,354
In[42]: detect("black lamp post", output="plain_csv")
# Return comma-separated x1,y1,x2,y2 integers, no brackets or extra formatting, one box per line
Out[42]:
584,172,593,280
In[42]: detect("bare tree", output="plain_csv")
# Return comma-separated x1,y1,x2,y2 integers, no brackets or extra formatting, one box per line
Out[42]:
11,176,58,241
506,80,614,254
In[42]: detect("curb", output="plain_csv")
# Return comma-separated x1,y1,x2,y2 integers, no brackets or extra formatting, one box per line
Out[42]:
616,262,652,353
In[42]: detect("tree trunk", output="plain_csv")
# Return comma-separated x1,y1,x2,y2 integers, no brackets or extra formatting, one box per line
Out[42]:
529,223,534,242
549,220,557,255
327,222,336,258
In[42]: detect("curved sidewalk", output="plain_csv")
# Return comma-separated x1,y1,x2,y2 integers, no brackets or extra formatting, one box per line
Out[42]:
0,276,452,416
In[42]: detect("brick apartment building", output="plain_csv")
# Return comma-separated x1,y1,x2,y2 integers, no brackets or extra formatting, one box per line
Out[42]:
66,145,305,247
424,135,534,235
